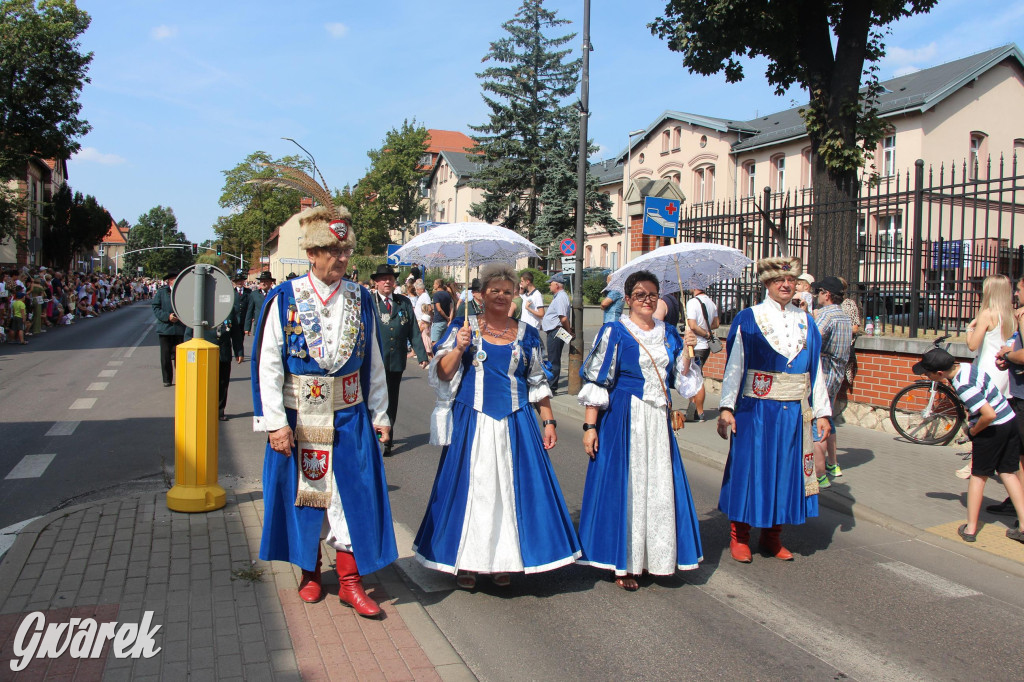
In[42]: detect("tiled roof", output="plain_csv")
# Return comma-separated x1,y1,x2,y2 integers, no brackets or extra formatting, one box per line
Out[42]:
590,158,623,186
732,44,1023,152
101,219,126,244
426,130,475,154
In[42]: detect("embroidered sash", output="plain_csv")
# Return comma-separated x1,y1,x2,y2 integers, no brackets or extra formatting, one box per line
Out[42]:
285,372,362,508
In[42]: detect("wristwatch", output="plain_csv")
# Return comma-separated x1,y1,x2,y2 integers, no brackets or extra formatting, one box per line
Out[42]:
542,419,557,428
582,423,598,431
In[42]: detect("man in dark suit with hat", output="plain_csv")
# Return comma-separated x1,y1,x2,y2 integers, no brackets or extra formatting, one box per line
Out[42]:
370,264,428,454
152,270,186,386
229,270,249,363
244,271,275,336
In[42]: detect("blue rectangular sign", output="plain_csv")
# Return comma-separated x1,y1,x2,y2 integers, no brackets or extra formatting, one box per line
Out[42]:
642,197,680,238
387,244,413,267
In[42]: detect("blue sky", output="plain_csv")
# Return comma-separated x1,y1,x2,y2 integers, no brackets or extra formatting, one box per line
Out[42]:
68,0,1024,245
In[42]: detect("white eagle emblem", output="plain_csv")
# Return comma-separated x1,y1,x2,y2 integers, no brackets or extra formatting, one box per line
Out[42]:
300,448,329,481
342,373,359,404
751,372,773,397
803,451,814,477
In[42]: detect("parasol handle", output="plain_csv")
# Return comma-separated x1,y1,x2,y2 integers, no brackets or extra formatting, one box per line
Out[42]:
674,258,694,358
463,243,471,329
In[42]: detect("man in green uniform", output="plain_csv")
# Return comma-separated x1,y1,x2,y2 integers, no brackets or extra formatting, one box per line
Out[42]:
244,271,275,336
152,271,186,386
370,264,428,455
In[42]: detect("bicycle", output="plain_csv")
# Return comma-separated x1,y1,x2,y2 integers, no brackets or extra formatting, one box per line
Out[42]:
888,335,967,445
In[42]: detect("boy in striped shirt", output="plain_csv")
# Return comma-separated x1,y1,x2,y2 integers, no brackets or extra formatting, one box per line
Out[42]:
913,347,1024,544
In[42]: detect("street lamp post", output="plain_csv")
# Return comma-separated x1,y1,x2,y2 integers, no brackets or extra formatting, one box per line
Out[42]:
624,129,645,265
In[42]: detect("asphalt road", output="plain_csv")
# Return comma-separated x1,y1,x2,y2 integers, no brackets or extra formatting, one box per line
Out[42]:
2,303,1023,680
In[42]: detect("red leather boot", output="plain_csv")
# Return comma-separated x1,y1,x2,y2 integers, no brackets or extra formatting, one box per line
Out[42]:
297,546,323,603
336,551,381,617
729,521,752,563
760,525,794,560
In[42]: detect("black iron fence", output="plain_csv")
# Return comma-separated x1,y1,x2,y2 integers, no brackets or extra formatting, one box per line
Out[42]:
683,155,1024,336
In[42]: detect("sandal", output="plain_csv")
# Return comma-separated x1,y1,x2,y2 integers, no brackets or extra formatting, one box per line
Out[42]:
491,572,511,587
456,571,476,589
957,524,977,543
614,575,639,591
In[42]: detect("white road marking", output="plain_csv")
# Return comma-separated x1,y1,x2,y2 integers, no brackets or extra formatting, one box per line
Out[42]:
123,323,155,358
87,382,108,391
0,516,43,560
97,369,117,378
107,361,123,366
879,561,981,598
391,522,457,593
5,454,56,479
69,398,96,410
45,421,79,436
693,567,926,681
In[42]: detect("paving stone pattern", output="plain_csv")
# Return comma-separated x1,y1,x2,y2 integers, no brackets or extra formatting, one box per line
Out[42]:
0,491,455,681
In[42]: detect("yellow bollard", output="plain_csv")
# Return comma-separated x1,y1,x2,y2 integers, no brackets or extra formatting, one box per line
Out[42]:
167,338,227,512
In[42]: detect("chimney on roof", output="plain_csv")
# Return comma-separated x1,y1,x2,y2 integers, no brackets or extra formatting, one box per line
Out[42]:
300,197,313,211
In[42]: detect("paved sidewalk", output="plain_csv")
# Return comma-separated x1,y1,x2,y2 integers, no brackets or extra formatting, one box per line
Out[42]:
549,388,1024,575
0,491,473,681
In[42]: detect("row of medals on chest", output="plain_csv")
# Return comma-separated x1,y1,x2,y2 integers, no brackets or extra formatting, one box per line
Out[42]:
285,289,343,359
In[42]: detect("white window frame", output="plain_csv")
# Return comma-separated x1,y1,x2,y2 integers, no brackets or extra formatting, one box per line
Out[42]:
882,135,896,177
876,214,903,263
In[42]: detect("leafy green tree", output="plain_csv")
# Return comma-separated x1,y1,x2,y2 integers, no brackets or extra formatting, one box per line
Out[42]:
42,182,111,271
468,0,581,241
214,151,310,262
650,0,937,284
0,0,92,240
354,120,429,253
125,206,193,277
535,114,619,252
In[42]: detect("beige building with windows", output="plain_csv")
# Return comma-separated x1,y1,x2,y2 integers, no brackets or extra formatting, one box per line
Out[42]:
586,44,1024,266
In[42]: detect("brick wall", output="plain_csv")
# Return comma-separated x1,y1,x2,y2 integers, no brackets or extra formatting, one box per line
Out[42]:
700,333,971,410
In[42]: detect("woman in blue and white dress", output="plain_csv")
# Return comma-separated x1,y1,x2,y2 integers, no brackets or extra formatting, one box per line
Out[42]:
414,263,581,588
578,270,704,591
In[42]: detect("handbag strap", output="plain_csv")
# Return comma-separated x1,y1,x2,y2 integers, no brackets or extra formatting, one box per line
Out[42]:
621,323,672,407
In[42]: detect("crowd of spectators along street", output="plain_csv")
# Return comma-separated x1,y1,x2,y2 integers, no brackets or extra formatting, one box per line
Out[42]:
0,267,155,344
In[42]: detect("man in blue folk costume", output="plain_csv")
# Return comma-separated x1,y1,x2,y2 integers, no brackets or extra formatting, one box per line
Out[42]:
251,172,396,617
716,256,831,563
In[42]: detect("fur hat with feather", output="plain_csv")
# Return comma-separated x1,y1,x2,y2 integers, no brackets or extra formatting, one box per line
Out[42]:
756,256,802,283
247,162,355,251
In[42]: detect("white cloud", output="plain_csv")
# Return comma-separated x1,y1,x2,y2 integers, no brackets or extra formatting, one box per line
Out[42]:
888,43,939,65
325,22,348,39
151,25,178,40
73,147,126,165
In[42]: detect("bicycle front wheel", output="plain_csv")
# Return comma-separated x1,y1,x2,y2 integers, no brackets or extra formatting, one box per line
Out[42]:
889,381,964,445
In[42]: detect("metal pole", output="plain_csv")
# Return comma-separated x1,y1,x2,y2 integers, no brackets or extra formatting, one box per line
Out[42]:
568,0,591,397
193,264,208,339
909,159,925,338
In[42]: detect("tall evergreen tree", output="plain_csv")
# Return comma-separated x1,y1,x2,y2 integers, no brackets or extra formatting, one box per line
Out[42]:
535,115,619,249
468,0,581,241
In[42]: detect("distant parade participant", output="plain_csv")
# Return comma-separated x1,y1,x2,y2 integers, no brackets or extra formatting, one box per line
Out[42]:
251,166,396,618
245,271,275,336
716,257,831,563
230,271,250,363
152,271,186,387
369,264,429,455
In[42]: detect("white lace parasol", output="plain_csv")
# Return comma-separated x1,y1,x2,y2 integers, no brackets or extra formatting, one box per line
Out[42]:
391,222,540,268
607,242,752,294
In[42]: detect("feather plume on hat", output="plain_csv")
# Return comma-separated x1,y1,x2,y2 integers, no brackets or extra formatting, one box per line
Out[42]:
756,256,802,283
247,162,354,251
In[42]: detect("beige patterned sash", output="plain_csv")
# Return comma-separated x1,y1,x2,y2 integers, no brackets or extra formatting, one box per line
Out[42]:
284,372,362,508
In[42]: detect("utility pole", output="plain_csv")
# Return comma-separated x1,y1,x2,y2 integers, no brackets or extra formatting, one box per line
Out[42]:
567,0,591,396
